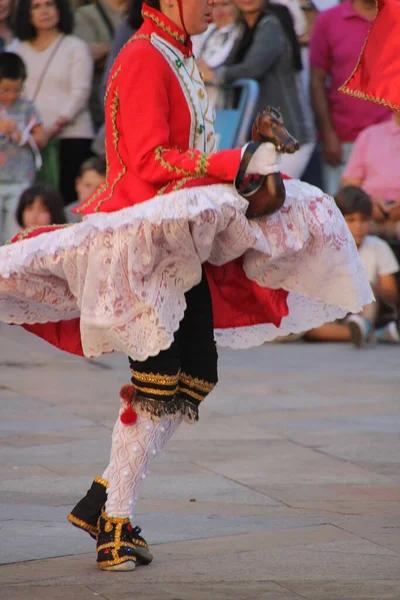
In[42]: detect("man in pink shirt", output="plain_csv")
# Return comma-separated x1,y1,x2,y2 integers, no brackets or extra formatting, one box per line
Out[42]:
309,0,390,197
342,113,400,237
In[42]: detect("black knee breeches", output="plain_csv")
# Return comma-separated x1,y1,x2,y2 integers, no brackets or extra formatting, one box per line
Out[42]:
128,269,218,421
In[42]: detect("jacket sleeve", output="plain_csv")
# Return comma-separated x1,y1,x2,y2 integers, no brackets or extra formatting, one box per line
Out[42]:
116,44,241,184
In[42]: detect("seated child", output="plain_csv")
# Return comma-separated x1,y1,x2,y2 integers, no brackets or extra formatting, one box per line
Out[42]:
306,186,399,347
16,183,66,230
67,156,107,222
0,52,46,243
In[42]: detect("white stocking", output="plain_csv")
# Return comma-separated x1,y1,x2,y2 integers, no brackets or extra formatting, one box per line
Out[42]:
104,410,182,519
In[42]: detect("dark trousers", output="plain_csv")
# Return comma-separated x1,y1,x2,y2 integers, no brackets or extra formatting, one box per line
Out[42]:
129,270,218,413
59,138,93,206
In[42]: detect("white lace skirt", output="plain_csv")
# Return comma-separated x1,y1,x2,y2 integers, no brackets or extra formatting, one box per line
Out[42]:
0,180,373,358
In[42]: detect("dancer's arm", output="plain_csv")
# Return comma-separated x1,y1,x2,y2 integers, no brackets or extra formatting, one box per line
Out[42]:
118,44,242,184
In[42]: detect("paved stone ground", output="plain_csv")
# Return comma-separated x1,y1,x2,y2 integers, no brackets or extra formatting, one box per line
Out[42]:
0,323,399,600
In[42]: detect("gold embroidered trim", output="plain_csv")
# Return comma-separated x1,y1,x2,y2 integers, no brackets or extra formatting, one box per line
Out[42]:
338,1,399,110
130,370,179,386
7,223,71,244
155,146,194,177
98,511,138,569
102,511,131,525
143,8,186,44
92,88,126,213
340,85,400,112
170,177,196,193
131,33,151,42
94,476,108,488
195,152,210,177
172,59,200,147
67,513,98,535
132,538,148,549
134,384,179,396
157,183,170,196
190,60,214,129
154,146,210,178
179,373,215,393
97,557,136,569
104,65,121,105
97,541,137,552
178,386,207,402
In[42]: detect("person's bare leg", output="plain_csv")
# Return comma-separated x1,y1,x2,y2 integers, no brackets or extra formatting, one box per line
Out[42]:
305,322,350,342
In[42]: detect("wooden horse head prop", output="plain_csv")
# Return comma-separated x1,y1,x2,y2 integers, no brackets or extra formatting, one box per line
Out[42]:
235,106,299,219
252,107,299,154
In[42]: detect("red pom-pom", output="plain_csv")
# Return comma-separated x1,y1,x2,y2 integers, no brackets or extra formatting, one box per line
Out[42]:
120,384,136,404
120,405,138,425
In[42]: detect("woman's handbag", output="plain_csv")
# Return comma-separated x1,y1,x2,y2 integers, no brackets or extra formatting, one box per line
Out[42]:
35,137,60,188
31,36,65,187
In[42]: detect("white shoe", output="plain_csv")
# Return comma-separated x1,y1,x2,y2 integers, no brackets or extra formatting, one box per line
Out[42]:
375,321,400,344
347,315,369,348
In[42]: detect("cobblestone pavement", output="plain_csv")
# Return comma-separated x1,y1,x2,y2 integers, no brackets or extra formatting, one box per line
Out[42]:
0,324,399,599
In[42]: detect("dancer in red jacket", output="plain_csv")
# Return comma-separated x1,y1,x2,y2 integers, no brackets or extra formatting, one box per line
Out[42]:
0,0,372,571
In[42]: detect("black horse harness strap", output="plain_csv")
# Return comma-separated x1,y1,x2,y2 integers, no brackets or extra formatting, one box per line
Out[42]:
234,141,266,198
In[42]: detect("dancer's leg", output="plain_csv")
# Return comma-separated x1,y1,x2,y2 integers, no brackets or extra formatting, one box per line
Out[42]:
72,270,218,571
178,270,218,406
104,410,182,520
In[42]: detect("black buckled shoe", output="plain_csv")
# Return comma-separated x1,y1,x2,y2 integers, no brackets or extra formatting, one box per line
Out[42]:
68,477,153,565
67,477,107,539
97,511,137,571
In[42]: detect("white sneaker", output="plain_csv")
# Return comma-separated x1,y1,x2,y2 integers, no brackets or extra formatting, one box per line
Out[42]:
375,321,400,344
347,315,369,348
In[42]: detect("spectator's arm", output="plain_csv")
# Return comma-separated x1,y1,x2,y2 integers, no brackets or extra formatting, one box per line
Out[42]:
310,66,343,166
100,21,134,105
31,124,47,149
58,40,94,124
388,202,400,222
87,42,111,63
309,12,343,166
341,132,367,188
214,16,285,83
74,9,110,64
376,273,398,306
310,67,335,138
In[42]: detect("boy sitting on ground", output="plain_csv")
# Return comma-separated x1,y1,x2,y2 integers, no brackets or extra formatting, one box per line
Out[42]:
306,186,399,347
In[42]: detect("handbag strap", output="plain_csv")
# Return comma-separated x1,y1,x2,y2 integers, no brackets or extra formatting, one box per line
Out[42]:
95,1,115,40
31,35,65,102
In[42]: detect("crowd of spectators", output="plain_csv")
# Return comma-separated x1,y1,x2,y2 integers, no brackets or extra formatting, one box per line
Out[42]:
0,0,399,345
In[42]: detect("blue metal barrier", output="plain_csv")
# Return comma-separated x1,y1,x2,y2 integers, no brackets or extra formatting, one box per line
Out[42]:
212,79,259,150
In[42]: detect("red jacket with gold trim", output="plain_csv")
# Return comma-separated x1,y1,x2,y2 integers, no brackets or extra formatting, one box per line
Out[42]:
77,5,242,215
